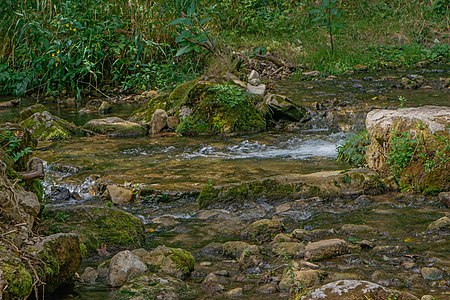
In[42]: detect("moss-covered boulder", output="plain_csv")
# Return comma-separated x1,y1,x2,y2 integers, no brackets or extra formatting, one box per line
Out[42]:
42,205,145,254
83,117,147,137
0,251,33,300
20,104,47,120
134,245,195,279
366,106,450,193
21,111,80,141
131,80,266,135
241,219,284,243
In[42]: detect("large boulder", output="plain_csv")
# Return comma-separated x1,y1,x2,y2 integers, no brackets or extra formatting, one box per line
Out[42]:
131,80,266,135
366,106,450,193
83,117,147,138
42,205,145,253
20,110,80,141
107,250,148,287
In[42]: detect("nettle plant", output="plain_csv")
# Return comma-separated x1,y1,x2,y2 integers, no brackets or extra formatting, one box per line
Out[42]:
310,0,341,53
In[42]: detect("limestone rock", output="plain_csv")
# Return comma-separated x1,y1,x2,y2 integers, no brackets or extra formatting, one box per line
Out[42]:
305,239,348,261
302,280,419,300
81,267,99,285
421,267,444,280
225,287,243,298
107,185,134,205
223,241,253,258
238,245,263,269
247,83,266,96
438,192,450,207
83,117,146,137
107,250,148,287
150,109,168,134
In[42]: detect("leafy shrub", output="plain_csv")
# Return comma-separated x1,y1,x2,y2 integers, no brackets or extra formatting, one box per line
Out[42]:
337,131,370,167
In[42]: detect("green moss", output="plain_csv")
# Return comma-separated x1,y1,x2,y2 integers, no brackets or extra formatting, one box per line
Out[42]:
20,104,47,120
130,94,170,123
20,111,79,141
167,79,198,110
169,248,195,275
1,261,33,299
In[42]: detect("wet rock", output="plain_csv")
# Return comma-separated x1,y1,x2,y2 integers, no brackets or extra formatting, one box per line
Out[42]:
372,245,408,256
83,117,147,137
199,242,224,259
241,219,284,243
107,185,134,205
400,75,425,89
238,245,264,269
81,267,98,285
247,83,266,96
279,269,321,292
42,205,145,254
0,98,20,109
426,216,450,232
223,241,253,258
264,93,309,123
305,239,348,261
302,280,419,300
107,250,148,287
202,273,225,294
421,267,444,281
272,242,305,258
21,110,80,141
19,104,47,120
151,215,180,227
224,287,243,297
291,228,335,242
141,245,195,278
98,101,112,114
150,109,168,134
49,186,72,202
438,192,450,207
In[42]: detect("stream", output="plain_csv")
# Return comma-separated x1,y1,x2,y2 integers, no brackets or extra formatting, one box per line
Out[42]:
1,67,449,299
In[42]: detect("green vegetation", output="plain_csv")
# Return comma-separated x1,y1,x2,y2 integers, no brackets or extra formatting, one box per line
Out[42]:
337,131,370,167
0,0,448,97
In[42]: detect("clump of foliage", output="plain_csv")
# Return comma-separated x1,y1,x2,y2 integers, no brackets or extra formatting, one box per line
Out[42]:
0,130,32,163
310,0,340,53
387,130,450,193
337,131,370,167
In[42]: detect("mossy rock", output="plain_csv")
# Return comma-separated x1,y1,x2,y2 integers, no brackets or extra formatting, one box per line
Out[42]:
141,245,195,278
0,254,33,299
20,104,47,120
20,111,80,141
129,94,170,124
198,170,385,209
42,205,145,254
83,117,147,137
176,82,266,135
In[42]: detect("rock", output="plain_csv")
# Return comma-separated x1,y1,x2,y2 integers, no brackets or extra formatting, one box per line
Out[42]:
202,273,225,294
421,295,435,300
107,250,148,287
340,224,378,237
438,192,450,207
31,233,83,294
0,98,20,109
241,219,284,243
151,215,180,227
81,267,98,285
279,269,321,291
372,245,408,256
426,216,450,231
248,70,260,81
224,72,247,89
167,116,180,130
256,284,278,294
421,267,444,280
400,75,425,89
21,111,80,141
302,280,419,300
365,106,450,193
272,242,305,258
247,83,266,96
291,228,335,242
49,186,72,202
264,94,310,122
98,101,112,114
150,109,168,134
305,239,348,261
42,205,144,253
83,117,147,137
106,185,134,205
19,104,47,120
141,245,195,278
238,245,263,269
225,287,243,297
272,233,292,243
199,242,224,259
223,241,253,258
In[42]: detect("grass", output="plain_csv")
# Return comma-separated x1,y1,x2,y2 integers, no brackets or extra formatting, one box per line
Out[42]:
0,0,448,97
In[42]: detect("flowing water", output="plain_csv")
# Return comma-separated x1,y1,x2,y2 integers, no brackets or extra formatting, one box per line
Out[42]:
1,67,449,299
